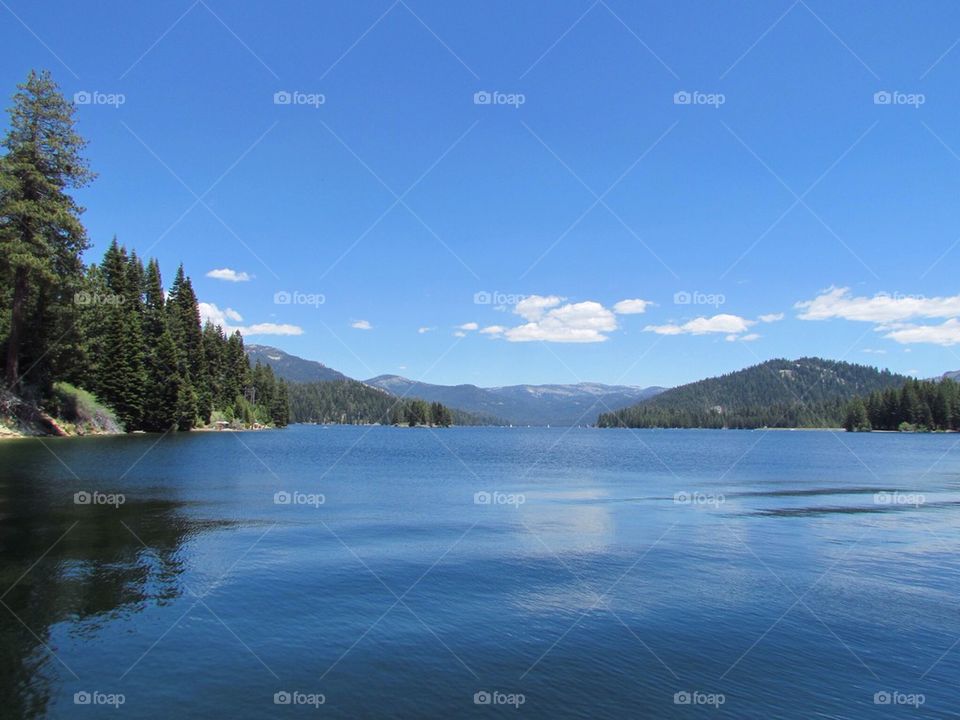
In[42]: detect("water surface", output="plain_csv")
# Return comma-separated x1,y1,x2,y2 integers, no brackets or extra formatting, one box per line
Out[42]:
1,426,958,718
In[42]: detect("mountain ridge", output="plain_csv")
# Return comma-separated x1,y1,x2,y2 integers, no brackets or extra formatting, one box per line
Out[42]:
598,357,911,429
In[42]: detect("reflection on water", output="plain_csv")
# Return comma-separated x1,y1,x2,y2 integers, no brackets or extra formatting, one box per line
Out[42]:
0,427,958,719
0,449,227,719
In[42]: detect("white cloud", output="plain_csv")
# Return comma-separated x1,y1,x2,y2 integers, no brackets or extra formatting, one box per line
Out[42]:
759,313,784,323
199,302,302,336
351,320,372,330
505,300,617,343
883,319,960,346
480,325,505,335
242,323,303,336
453,331,467,338
796,287,960,322
417,326,434,334
645,313,755,336
726,332,761,342
515,295,564,321
862,348,887,355
458,322,479,331
795,286,960,346
613,298,652,315
206,268,252,282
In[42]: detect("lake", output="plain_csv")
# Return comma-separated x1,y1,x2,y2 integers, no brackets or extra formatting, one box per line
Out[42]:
0,426,958,718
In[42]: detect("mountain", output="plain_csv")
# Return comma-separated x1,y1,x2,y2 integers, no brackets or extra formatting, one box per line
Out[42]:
287,380,501,426
245,344,350,383
364,375,664,426
943,370,960,382
598,357,911,429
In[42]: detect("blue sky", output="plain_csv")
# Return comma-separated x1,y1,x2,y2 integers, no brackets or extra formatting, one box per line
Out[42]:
4,0,960,387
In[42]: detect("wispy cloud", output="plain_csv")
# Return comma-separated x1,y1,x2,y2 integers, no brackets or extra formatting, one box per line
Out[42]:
613,298,653,315
644,313,755,336
199,302,302,336
796,286,960,346
352,320,373,330
206,267,252,282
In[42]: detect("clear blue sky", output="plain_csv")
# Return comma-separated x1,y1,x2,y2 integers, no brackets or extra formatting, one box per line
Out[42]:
4,0,960,387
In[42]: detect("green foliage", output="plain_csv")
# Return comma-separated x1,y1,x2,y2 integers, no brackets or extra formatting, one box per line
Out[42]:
0,77,292,434
288,379,477,426
48,381,120,434
598,358,910,429
0,69,94,389
842,378,960,432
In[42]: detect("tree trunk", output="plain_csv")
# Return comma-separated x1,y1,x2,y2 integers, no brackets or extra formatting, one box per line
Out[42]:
5,267,28,389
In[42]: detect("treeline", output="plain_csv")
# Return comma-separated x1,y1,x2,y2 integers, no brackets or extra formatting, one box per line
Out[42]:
598,358,909,429
72,241,289,430
844,378,960,432
289,379,495,426
0,70,287,432
598,398,854,430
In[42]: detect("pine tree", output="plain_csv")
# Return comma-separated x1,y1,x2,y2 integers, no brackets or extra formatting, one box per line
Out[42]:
0,69,94,388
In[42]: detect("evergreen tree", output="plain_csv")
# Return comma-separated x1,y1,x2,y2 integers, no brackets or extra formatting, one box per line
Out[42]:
0,69,94,388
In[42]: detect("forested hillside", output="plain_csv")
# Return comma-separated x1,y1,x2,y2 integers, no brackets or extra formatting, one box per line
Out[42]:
598,358,910,429
843,378,960,431
288,379,500,426
0,70,286,433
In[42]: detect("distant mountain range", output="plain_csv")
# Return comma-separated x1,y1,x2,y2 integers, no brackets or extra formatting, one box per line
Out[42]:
364,375,664,426
246,345,349,383
943,370,960,381
245,344,664,426
598,357,911,429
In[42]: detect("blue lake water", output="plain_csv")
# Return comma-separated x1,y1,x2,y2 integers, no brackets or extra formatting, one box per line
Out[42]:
0,426,958,718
